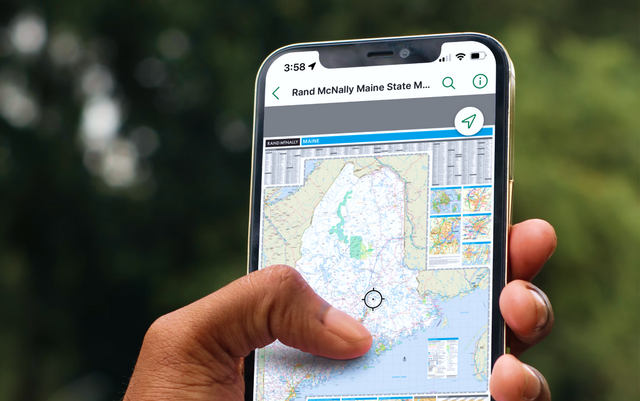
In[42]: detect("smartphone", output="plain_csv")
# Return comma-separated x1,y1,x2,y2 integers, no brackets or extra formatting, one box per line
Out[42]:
246,33,514,401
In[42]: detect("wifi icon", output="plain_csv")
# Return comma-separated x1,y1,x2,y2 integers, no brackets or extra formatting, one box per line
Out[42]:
456,53,466,60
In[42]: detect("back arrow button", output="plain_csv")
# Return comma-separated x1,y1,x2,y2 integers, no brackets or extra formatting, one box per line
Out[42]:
272,87,280,100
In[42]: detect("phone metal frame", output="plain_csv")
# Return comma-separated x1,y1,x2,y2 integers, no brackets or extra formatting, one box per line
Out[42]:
245,33,515,401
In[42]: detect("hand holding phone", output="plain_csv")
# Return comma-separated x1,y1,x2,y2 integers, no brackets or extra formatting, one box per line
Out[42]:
123,33,556,401
122,220,555,401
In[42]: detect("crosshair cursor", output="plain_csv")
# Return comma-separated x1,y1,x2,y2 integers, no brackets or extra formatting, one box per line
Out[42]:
461,114,476,129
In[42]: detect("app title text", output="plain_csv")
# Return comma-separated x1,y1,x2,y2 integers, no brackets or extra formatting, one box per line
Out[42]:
291,81,429,97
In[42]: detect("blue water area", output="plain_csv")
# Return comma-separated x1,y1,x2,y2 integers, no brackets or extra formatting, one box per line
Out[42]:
294,288,490,399
266,187,299,204
430,188,462,215
305,159,320,179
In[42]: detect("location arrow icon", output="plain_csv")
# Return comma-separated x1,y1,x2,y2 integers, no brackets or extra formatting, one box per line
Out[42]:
461,114,476,129
455,107,484,136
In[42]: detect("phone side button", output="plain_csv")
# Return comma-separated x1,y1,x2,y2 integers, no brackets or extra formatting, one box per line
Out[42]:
508,179,514,226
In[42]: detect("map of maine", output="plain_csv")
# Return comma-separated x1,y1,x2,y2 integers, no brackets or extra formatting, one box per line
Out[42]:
257,153,490,400
262,155,430,272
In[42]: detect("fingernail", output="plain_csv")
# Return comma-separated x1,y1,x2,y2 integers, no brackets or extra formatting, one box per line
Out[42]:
323,307,371,343
528,286,549,330
521,364,542,400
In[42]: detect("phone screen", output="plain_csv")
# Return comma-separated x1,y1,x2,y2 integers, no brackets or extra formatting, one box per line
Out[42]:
249,36,510,401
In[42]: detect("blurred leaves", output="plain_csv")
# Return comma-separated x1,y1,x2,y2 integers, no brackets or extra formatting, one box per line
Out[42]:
506,24,640,399
0,0,638,401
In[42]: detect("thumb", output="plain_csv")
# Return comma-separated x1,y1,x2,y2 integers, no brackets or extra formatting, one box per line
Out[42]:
223,264,372,358
151,265,372,361
125,265,372,400
206,264,373,359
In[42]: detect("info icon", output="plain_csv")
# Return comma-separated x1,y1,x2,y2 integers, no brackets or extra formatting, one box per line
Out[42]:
454,107,484,136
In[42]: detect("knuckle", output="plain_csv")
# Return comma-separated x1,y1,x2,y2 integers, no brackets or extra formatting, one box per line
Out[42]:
268,265,315,303
143,309,213,366
141,309,228,378
266,264,303,285
145,314,173,344
257,264,318,336
143,312,189,357
241,265,300,308
141,312,229,385
258,265,310,298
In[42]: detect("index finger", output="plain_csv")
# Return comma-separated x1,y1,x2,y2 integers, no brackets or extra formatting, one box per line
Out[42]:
508,219,557,282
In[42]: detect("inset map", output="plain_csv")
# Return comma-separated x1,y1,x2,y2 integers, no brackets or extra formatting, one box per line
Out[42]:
462,243,491,266
462,214,491,241
430,187,461,215
463,186,492,213
429,216,461,255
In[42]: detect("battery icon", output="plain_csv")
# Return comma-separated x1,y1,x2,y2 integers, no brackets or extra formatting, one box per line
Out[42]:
471,51,487,60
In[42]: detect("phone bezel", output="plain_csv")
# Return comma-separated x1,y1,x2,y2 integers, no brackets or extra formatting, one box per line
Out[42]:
245,33,512,401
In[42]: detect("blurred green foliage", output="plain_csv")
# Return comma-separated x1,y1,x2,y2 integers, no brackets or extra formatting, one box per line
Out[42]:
0,0,637,400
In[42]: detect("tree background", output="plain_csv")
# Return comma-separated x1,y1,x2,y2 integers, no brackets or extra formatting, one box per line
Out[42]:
0,1,638,400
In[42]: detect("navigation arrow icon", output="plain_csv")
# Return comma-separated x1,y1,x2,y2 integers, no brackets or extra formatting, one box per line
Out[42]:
461,114,476,129
454,107,484,136
272,87,280,100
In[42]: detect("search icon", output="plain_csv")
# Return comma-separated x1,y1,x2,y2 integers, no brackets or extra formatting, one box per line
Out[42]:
442,77,455,89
